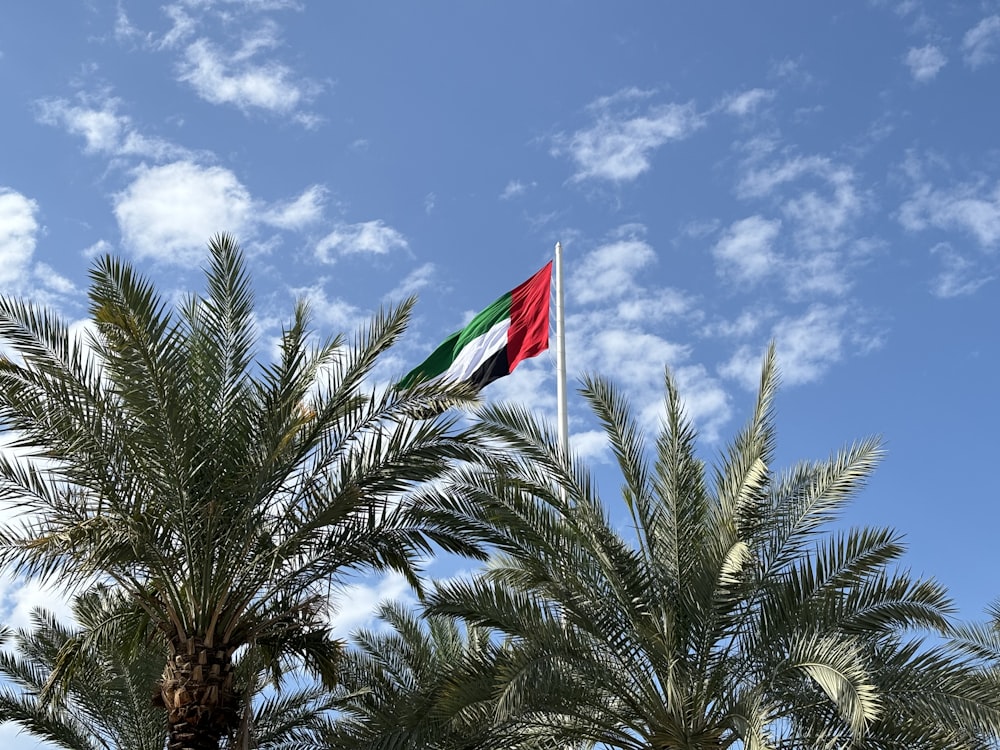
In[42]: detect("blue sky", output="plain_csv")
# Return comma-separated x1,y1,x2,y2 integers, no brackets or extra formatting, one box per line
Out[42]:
3,1,1000,742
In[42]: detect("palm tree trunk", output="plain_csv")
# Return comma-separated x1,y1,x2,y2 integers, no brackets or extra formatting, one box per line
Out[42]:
159,637,239,750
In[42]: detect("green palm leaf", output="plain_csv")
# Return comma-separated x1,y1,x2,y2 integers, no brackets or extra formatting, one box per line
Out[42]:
0,235,486,750
425,346,1000,749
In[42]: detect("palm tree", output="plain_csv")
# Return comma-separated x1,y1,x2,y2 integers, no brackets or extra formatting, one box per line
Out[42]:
0,588,164,750
324,600,559,750
426,348,1000,749
0,235,486,750
0,586,338,750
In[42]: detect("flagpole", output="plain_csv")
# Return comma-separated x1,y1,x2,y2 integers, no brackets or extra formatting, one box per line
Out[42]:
555,242,569,458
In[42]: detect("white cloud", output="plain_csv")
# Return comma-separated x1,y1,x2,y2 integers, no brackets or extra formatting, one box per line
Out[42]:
712,216,781,285
385,263,436,301
114,161,254,264
567,317,734,441
36,94,192,162
570,429,609,463
290,282,367,332
769,57,815,87
112,164,322,265
905,45,947,82
0,189,40,287
37,98,122,153
546,227,729,440
619,362,731,444
739,154,834,199
328,571,413,638
721,305,849,388
500,179,530,200
589,328,688,390
721,88,776,116
485,357,555,419
704,308,771,339
553,88,706,182
36,95,191,161
614,287,692,323
963,15,1000,69
899,179,1000,248
668,364,732,443
0,573,74,632
114,5,153,46
83,239,114,259
738,154,863,256
0,722,50,750
782,166,862,251
929,242,993,298
178,29,314,116
33,262,75,294
787,250,852,299
315,220,409,263
159,4,198,49
262,184,326,229
569,237,657,304
772,306,848,384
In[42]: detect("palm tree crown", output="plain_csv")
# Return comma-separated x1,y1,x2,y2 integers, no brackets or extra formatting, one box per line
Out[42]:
0,588,164,750
326,600,559,750
0,585,340,750
0,235,485,750
427,348,1000,749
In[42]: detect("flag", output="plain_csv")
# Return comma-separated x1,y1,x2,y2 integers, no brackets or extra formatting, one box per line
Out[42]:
400,261,552,390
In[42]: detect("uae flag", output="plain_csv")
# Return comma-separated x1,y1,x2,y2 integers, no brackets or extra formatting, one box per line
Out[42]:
400,262,552,390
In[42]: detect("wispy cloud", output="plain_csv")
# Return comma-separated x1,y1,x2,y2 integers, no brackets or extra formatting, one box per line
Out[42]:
559,228,727,439
315,220,409,263
553,87,706,183
83,239,114,259
929,242,994,298
721,305,852,388
739,154,834,199
163,10,318,121
179,37,307,115
500,179,532,200
158,4,198,49
905,44,947,81
568,235,657,304
734,153,864,297
963,15,1000,69
720,88,776,117
782,165,862,251
786,249,853,299
33,262,76,294
35,93,192,162
740,151,863,251
288,282,368,333
703,308,771,339
899,178,1000,248
385,262,435,301
328,571,413,638
769,56,815,87
262,185,327,229
712,215,781,285
0,189,40,287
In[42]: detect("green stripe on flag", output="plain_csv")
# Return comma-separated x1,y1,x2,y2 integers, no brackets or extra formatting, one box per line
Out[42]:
399,293,512,388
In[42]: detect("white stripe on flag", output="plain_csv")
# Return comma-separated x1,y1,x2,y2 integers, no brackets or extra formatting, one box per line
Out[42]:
437,318,509,384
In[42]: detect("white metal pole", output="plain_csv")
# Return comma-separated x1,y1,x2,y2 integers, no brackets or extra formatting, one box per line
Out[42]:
554,242,569,458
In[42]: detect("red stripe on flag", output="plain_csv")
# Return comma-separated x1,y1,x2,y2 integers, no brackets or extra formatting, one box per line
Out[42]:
506,261,552,372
